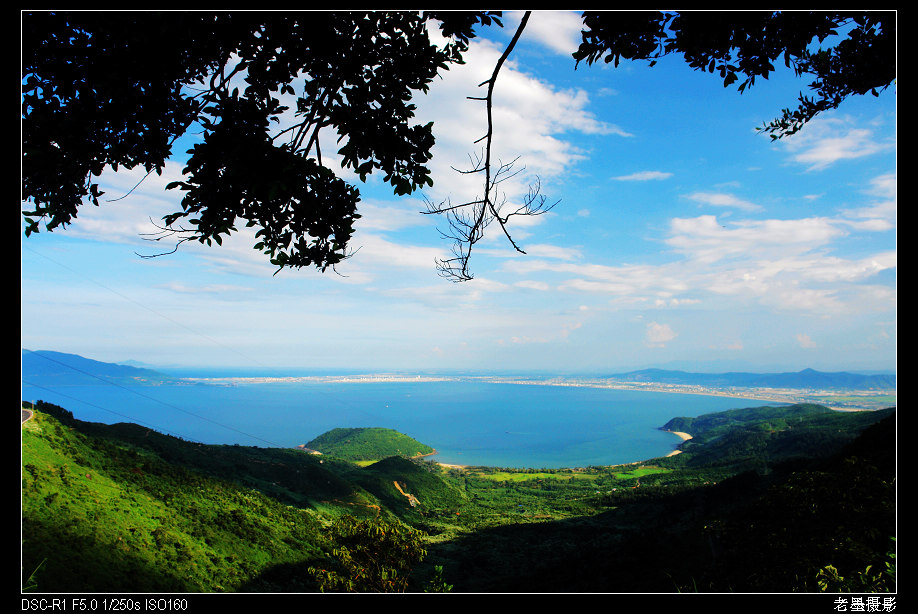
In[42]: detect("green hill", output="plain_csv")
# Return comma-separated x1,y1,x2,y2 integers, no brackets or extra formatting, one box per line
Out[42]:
22,400,895,593
21,402,460,593
21,403,329,592
353,456,467,522
427,408,896,593
305,427,435,462
662,403,896,471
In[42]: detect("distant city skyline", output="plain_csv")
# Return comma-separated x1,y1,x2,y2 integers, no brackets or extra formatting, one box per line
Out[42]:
21,12,897,374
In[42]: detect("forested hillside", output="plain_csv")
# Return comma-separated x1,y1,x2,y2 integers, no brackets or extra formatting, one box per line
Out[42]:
305,427,435,462
22,400,895,593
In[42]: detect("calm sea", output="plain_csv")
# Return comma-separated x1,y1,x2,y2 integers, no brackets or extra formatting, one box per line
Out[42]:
21,379,773,468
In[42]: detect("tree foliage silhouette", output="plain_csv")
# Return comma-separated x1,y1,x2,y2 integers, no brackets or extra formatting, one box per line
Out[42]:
22,11,498,274
574,11,895,139
22,11,894,280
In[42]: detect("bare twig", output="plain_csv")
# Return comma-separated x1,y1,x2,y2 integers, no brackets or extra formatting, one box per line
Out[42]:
423,11,559,281
135,218,198,259
424,157,556,281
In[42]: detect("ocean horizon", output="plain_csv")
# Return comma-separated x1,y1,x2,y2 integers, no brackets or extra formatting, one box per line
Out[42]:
22,378,778,469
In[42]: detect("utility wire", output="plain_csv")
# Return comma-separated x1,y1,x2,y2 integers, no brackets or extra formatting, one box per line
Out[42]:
22,241,381,446
22,349,285,447
22,243,274,372
22,380,204,444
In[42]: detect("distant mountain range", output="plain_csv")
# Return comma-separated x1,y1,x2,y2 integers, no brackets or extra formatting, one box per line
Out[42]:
21,349,895,391
21,349,179,386
606,367,895,390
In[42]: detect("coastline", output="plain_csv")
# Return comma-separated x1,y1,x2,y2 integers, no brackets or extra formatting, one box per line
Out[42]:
180,372,893,412
434,429,695,470
177,373,890,470
662,429,693,457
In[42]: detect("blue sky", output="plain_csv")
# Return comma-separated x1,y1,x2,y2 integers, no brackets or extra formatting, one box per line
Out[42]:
20,11,897,374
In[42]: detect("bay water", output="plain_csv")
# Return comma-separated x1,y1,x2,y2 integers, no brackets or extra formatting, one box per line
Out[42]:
21,378,773,468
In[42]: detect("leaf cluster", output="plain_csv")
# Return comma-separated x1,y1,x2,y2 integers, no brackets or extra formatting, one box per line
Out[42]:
22,12,229,234
23,11,895,278
308,515,428,592
574,11,895,138
21,11,498,272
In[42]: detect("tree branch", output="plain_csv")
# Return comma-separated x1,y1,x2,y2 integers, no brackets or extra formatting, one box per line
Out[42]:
423,11,558,282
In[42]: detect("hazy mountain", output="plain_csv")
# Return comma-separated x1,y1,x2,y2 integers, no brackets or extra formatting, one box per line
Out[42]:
21,349,178,386
607,367,895,390
21,349,895,391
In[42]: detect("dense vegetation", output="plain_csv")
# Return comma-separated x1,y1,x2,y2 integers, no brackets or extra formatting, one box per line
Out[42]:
305,427,435,463
21,400,895,593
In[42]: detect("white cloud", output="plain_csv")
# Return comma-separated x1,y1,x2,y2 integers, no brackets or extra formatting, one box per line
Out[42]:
840,172,897,230
782,115,894,171
655,297,700,308
510,10,584,56
665,215,845,263
415,36,629,206
515,280,550,291
786,252,896,284
534,261,690,298
158,282,254,295
797,333,818,348
499,319,583,346
645,321,676,347
498,202,894,319
522,244,582,261
685,192,762,212
60,162,187,245
613,171,673,181
354,199,434,232
866,172,897,200
343,233,445,272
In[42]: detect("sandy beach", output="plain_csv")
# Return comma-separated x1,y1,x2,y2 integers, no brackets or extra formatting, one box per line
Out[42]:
662,429,693,457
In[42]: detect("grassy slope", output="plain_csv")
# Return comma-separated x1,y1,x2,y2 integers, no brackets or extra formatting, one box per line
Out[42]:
22,401,896,593
22,405,333,592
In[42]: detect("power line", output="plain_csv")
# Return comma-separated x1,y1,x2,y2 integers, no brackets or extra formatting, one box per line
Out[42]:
22,380,203,444
22,243,275,371
22,349,286,448
22,243,379,446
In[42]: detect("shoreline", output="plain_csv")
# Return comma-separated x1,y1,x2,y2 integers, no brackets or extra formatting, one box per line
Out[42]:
662,429,693,457
180,373,893,412
434,430,696,470
182,373,889,471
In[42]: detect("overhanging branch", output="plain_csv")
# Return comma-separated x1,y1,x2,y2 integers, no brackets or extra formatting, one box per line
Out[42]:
423,11,558,282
